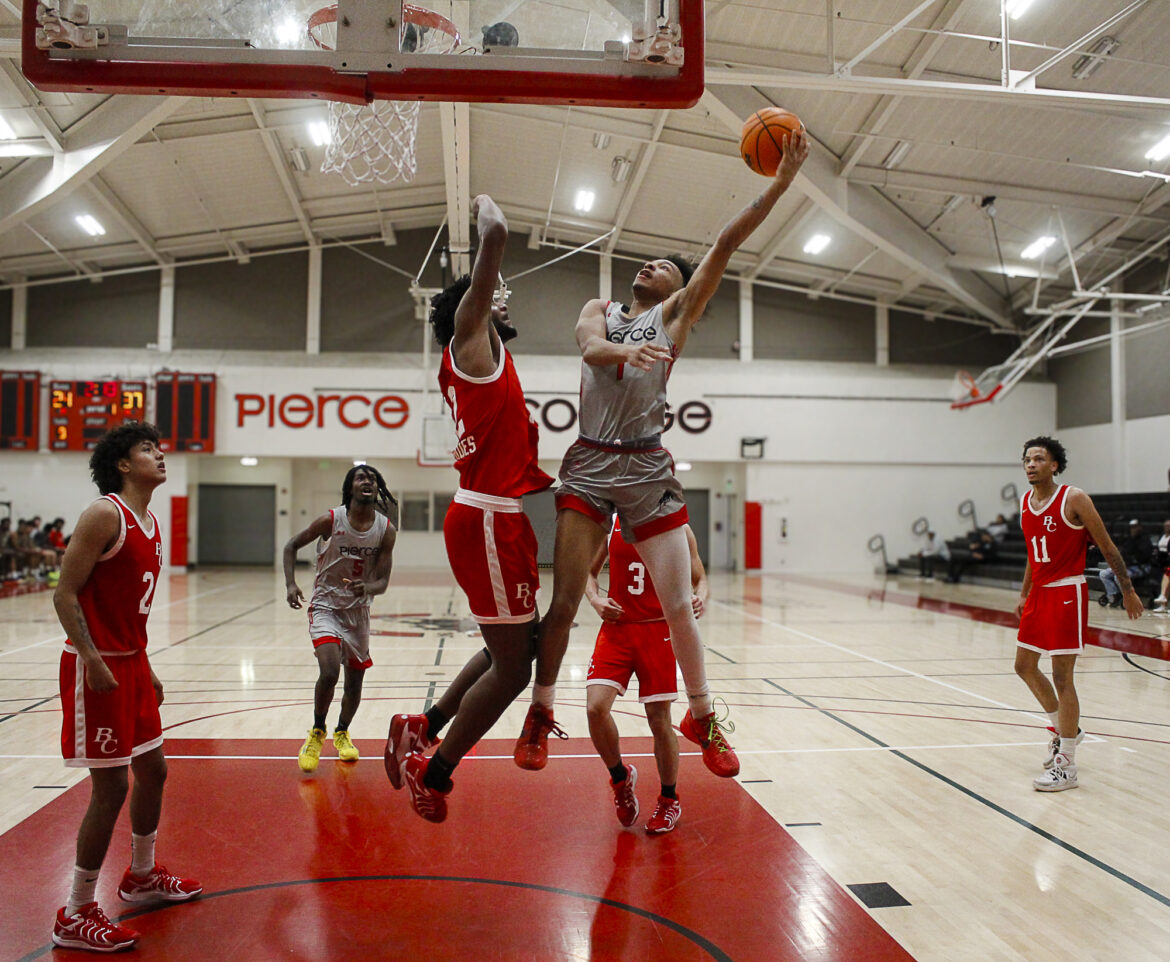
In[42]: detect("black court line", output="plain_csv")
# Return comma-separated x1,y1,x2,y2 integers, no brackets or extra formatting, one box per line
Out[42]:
706,647,737,664
0,695,57,727
1122,652,1170,681
740,779,773,784
15,875,734,962
764,678,1170,910
151,600,277,653
434,635,446,667
784,822,822,827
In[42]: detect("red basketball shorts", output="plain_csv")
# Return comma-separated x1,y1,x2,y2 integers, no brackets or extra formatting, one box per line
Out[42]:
59,649,163,767
444,491,540,624
586,620,678,702
1017,579,1087,656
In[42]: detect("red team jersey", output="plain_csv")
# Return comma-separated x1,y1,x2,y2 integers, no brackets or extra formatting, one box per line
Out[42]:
70,494,163,654
438,342,552,497
607,519,664,623
1020,485,1089,586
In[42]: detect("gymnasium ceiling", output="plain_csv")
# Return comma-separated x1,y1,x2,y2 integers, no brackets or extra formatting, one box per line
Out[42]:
2,1,1170,337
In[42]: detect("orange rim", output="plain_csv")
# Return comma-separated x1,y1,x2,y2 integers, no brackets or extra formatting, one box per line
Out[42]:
308,3,460,51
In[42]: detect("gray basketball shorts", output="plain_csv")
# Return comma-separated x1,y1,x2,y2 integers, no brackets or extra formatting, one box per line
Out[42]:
555,440,688,542
308,604,372,670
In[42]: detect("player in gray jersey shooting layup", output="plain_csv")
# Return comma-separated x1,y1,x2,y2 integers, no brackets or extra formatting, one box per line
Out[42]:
514,128,810,779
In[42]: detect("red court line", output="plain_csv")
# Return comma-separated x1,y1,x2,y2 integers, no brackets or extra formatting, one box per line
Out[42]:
772,575,1170,662
2,737,917,962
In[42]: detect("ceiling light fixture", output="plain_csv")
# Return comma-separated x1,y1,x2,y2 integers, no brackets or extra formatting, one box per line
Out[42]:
611,155,632,184
307,120,331,146
75,213,106,236
1145,132,1170,162
240,457,258,466
882,140,911,169
275,18,301,46
1020,235,1056,260
803,233,831,255
1071,35,1119,80
288,146,309,172
0,116,16,140
1006,0,1036,20
574,189,595,212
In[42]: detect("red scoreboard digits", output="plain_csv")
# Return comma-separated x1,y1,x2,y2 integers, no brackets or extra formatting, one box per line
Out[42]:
50,379,147,451
156,372,216,452
0,371,40,450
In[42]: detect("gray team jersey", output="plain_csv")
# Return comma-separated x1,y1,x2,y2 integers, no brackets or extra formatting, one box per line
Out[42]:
311,506,389,611
578,301,675,443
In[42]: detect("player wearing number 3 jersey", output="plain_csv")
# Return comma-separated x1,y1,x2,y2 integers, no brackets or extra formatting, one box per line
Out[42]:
284,465,397,772
51,423,201,953
1014,436,1142,793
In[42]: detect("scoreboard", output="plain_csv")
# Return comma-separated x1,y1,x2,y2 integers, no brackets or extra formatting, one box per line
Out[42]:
156,372,216,452
0,370,40,450
49,379,148,451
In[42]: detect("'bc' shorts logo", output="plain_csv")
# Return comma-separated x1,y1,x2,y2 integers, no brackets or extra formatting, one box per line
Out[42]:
514,583,533,607
95,727,118,754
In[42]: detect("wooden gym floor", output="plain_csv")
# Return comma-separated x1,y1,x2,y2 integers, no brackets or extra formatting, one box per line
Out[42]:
2,567,1169,961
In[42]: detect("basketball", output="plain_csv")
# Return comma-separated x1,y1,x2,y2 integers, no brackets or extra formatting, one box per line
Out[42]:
740,108,804,177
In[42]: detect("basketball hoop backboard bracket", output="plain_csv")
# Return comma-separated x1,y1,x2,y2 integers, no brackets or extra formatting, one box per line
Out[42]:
22,0,705,109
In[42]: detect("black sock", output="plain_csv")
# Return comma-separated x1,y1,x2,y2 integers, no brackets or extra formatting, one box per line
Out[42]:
424,706,449,739
608,763,628,784
334,724,348,734
313,715,326,732
425,752,456,792
661,784,677,799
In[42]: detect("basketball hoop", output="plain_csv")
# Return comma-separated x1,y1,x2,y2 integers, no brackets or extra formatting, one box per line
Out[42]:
949,366,1006,409
307,4,460,185
949,369,979,404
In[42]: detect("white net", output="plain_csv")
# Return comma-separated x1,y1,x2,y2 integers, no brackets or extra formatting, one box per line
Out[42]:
309,5,460,186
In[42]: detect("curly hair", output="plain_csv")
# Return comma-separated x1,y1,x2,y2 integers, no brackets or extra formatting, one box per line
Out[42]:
342,464,398,519
428,275,472,349
89,422,161,495
1022,435,1068,475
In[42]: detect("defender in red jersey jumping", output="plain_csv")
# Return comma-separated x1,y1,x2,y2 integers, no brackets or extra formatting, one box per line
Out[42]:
1015,436,1143,793
385,194,554,822
51,423,200,953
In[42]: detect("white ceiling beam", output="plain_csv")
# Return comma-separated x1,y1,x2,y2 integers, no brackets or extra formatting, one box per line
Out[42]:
247,99,315,245
702,87,1009,327
746,198,820,280
839,0,974,176
1010,0,1149,90
836,0,941,77
440,100,472,276
604,109,669,254
0,59,65,153
0,95,185,237
86,174,169,264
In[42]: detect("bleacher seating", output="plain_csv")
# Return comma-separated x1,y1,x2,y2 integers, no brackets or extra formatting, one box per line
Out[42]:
897,491,1169,606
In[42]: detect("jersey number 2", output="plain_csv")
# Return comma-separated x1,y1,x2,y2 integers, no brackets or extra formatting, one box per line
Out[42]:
1030,536,1050,564
139,571,156,614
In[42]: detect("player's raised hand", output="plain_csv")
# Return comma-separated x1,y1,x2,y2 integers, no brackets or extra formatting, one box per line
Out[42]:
286,583,305,609
626,343,672,371
777,128,809,181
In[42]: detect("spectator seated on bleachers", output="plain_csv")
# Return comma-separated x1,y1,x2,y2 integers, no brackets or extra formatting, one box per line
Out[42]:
1098,519,1154,608
916,530,950,581
986,514,1010,543
947,529,999,584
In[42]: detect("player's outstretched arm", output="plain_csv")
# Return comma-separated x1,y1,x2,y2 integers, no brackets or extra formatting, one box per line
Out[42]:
283,512,332,609
1068,489,1144,619
53,499,122,692
576,298,672,371
350,522,398,599
450,194,508,377
666,130,809,340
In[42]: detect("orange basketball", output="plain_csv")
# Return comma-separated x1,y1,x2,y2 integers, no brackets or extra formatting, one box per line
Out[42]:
740,108,803,177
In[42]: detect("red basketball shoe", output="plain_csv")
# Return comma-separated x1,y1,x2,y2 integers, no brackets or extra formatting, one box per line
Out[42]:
611,765,639,827
680,702,740,778
513,703,567,771
118,864,202,902
53,902,139,952
645,795,682,835
404,753,450,823
385,713,436,789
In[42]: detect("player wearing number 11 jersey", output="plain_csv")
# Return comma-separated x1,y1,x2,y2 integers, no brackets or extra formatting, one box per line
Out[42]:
284,464,397,773
52,423,200,953
1014,436,1142,793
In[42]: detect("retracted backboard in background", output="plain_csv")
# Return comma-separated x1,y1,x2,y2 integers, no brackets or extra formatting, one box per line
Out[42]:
22,0,704,108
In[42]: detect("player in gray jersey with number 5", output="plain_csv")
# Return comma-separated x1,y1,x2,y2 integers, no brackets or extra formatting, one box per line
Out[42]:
514,127,810,781
284,464,398,773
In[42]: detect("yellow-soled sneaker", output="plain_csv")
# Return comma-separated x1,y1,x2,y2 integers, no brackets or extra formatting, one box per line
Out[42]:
299,727,327,772
334,729,360,762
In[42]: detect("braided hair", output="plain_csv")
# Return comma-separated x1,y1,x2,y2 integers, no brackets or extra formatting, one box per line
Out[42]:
341,464,398,519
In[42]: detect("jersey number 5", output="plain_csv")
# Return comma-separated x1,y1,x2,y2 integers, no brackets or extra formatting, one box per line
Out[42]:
1030,535,1050,564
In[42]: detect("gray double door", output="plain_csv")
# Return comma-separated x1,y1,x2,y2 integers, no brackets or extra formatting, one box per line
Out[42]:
197,484,276,565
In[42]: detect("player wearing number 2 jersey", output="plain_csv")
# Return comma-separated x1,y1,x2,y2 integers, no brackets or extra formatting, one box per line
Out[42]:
51,423,201,954
284,464,397,773
1014,436,1142,793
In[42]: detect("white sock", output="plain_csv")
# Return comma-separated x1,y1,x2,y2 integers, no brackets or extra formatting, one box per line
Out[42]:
65,866,101,916
130,831,157,877
686,687,712,719
532,684,555,710
1059,738,1077,763
1045,710,1059,730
